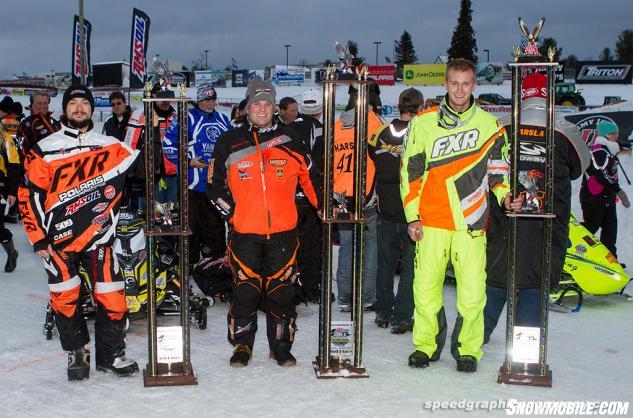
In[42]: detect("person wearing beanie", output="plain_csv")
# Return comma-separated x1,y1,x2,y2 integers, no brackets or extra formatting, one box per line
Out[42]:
163,82,231,271
207,79,321,368
18,84,140,380
483,72,591,345
370,87,424,334
580,118,629,261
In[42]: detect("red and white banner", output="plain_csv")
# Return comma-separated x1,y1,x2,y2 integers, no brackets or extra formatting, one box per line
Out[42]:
366,65,395,86
71,15,92,85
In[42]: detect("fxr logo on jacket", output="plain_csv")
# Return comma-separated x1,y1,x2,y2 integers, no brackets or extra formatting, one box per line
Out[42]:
430,129,480,158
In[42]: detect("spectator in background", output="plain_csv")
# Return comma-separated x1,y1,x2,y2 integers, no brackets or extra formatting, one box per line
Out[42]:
125,83,178,210
231,99,248,127
163,83,232,270
580,120,630,261
278,97,299,125
334,84,384,312
0,115,20,271
103,91,132,141
287,89,324,303
16,92,60,160
370,88,423,334
0,97,14,119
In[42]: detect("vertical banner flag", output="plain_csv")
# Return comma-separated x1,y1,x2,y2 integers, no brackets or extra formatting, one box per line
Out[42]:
71,15,92,85
231,58,238,70
129,8,151,89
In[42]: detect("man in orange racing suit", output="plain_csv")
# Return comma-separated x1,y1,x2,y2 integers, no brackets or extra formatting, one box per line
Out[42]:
18,85,140,381
207,80,320,368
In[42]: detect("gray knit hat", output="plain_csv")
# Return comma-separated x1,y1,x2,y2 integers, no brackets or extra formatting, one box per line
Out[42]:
245,80,276,107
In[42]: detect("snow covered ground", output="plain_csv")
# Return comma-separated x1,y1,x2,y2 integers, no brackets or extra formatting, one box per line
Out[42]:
1,84,632,417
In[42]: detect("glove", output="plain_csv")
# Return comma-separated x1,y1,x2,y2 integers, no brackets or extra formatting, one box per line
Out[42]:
617,190,630,208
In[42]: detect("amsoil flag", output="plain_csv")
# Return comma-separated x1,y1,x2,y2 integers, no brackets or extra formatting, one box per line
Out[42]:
71,15,92,84
129,8,151,89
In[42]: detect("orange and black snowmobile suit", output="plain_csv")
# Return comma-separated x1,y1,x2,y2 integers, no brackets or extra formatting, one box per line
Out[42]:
207,122,320,355
18,122,139,364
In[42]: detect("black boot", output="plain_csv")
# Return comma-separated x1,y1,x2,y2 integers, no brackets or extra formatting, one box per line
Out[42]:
67,347,90,381
456,355,477,373
96,351,139,376
408,350,430,368
2,240,18,272
270,341,296,367
229,344,252,368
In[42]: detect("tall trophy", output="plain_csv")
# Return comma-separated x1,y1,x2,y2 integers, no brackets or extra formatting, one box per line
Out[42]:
498,18,556,387
142,58,197,387
313,44,373,378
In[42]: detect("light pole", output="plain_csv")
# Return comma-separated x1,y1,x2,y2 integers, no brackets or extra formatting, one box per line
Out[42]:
484,49,490,62
373,41,382,66
284,44,291,68
204,49,209,70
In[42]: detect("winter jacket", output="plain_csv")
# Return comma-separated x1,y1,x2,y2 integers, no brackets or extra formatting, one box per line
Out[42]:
18,124,139,253
0,129,20,197
207,123,320,237
401,98,509,231
102,106,132,141
486,112,589,290
369,118,409,223
580,137,621,206
125,105,176,177
163,107,232,193
288,113,323,203
16,112,60,160
333,109,383,209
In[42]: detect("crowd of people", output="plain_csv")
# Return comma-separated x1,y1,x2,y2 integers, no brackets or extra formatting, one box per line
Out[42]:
1,56,628,380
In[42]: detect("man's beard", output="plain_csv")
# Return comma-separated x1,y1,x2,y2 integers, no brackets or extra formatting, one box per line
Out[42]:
67,115,91,129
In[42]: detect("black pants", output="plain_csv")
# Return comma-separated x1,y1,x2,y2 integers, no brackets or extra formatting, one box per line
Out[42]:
296,203,322,298
226,231,298,352
189,190,226,267
0,201,12,243
581,200,618,257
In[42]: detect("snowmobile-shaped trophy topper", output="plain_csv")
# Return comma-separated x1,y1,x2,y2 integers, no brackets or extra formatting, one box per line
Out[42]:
499,17,558,388
142,55,197,387
314,41,373,379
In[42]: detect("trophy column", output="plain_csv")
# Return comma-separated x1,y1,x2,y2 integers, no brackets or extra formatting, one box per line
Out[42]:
142,83,197,387
498,18,557,388
314,66,373,379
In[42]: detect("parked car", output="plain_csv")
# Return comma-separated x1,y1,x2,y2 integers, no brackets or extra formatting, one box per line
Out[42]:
477,93,511,105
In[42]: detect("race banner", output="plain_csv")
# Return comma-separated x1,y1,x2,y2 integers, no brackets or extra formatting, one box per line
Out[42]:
403,64,446,86
575,61,633,84
366,65,396,86
129,8,151,89
565,109,633,148
271,65,305,86
71,15,92,85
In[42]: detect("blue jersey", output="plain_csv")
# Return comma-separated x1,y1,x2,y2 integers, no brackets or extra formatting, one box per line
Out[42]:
163,107,232,192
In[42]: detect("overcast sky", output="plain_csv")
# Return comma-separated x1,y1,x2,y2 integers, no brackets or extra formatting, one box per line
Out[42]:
1,0,631,78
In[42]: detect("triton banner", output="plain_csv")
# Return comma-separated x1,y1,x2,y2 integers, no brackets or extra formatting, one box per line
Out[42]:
575,61,633,84
129,8,151,89
71,15,92,85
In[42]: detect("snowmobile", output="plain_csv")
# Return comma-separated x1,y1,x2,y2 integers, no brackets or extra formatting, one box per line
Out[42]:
43,209,209,339
550,212,630,312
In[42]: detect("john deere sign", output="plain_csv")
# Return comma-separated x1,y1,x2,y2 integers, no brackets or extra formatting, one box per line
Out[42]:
404,64,447,85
